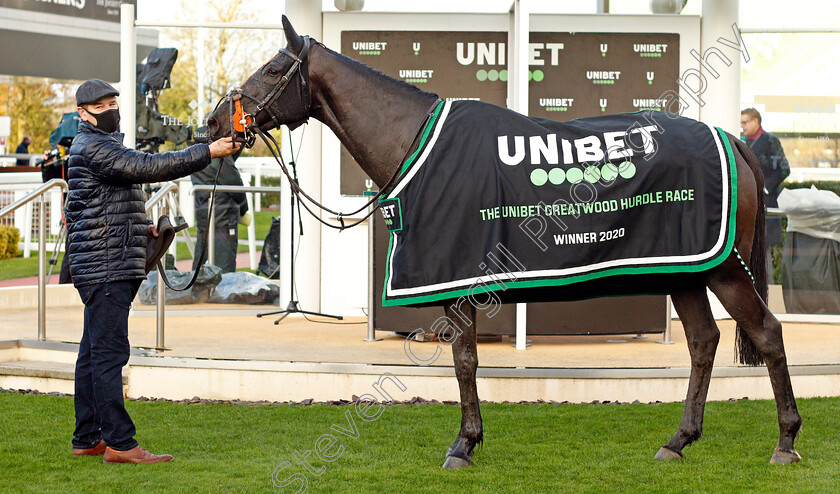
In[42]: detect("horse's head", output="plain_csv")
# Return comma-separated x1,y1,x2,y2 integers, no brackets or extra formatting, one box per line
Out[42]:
206,16,312,144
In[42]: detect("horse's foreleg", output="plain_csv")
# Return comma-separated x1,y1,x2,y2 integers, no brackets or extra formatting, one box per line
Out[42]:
442,303,482,469
707,255,802,464
656,286,720,460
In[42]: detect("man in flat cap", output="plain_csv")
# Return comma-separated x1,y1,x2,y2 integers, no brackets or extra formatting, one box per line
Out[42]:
66,79,239,464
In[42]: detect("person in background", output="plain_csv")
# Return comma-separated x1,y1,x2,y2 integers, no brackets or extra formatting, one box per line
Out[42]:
740,108,790,275
66,79,239,464
15,136,31,166
190,126,251,274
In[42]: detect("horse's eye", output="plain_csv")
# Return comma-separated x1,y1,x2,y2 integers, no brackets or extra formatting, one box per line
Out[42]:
267,67,280,77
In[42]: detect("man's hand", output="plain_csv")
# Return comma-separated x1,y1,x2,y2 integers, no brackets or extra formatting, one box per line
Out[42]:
148,224,159,238
209,136,241,159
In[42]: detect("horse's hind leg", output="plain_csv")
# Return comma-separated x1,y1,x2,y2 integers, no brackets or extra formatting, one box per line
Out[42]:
442,302,483,469
655,285,721,461
706,255,802,464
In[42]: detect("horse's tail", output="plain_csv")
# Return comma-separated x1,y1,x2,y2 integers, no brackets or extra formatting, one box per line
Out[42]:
732,135,766,366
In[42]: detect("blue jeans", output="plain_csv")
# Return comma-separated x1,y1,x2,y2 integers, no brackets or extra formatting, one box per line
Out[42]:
72,280,142,451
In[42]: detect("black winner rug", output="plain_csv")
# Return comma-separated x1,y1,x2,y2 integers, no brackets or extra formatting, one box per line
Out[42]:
379,100,737,307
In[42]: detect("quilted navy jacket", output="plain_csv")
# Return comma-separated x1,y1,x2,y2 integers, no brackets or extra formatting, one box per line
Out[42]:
66,121,211,287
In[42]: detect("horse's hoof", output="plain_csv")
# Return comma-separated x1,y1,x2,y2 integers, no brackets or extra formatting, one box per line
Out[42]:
442,455,474,469
654,447,683,461
770,447,801,465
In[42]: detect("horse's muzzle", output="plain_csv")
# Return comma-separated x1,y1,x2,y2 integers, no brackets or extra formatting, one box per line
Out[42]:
205,115,221,141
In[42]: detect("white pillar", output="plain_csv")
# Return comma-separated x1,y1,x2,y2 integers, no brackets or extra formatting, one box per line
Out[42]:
120,3,137,148
246,193,257,270
507,0,530,116
282,0,322,312
508,0,530,350
23,201,32,258
197,28,207,123
699,0,742,135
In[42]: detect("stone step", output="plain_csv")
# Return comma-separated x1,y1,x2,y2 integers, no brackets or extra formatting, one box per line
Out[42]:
0,284,82,310
0,360,128,384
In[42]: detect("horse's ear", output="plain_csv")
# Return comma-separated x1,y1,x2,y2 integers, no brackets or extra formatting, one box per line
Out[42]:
282,15,305,53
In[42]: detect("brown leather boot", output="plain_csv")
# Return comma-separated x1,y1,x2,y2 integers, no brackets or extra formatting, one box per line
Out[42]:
72,440,106,457
103,445,174,464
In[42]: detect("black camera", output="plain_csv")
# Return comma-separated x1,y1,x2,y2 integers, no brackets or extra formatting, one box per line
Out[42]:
135,48,192,153
35,147,60,167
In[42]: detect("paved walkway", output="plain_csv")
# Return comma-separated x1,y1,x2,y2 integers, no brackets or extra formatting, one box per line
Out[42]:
0,274,62,288
3,303,839,369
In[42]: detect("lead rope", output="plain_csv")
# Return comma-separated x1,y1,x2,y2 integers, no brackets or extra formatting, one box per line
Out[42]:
249,98,441,231
156,95,245,291
253,128,377,229
156,151,226,291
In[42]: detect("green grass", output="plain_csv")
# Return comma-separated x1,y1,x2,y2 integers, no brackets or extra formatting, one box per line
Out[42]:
0,252,65,281
0,212,278,280
0,392,837,493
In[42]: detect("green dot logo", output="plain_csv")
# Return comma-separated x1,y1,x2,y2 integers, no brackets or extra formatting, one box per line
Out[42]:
488,70,499,82
584,166,601,183
601,52,606,57
601,107,606,112
499,70,508,82
566,168,584,184
619,161,636,179
532,70,544,82
476,69,487,82
527,70,533,82
601,163,619,181
548,167,565,185
530,168,548,186
648,80,653,85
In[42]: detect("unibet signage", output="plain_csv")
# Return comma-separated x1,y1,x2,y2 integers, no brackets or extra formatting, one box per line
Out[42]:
339,30,679,196
496,126,658,167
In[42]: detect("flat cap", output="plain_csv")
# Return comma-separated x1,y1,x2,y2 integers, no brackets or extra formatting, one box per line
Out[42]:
76,79,120,106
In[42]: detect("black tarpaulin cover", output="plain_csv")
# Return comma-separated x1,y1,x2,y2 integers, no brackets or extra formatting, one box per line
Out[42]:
379,100,737,307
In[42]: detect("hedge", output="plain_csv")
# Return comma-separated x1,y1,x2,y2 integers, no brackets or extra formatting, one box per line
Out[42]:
0,225,21,259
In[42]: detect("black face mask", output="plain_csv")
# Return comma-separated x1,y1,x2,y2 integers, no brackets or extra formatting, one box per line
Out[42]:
89,108,120,134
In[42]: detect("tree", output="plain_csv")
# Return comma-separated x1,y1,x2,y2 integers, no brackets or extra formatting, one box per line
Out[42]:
154,0,286,156
0,83,60,155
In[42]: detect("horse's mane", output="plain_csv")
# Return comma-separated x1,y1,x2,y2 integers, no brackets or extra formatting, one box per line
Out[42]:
319,43,440,101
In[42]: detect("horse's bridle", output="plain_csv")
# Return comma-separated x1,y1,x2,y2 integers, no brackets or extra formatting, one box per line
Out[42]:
219,36,312,149
215,36,439,231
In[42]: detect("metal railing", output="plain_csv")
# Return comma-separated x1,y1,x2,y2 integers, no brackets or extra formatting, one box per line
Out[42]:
144,182,184,349
0,181,65,257
0,153,37,163
145,183,282,349
0,179,68,340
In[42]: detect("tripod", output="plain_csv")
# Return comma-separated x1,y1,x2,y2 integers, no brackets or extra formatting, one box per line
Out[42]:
257,142,342,324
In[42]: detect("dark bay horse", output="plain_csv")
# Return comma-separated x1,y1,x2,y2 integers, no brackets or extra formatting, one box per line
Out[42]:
208,16,802,468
